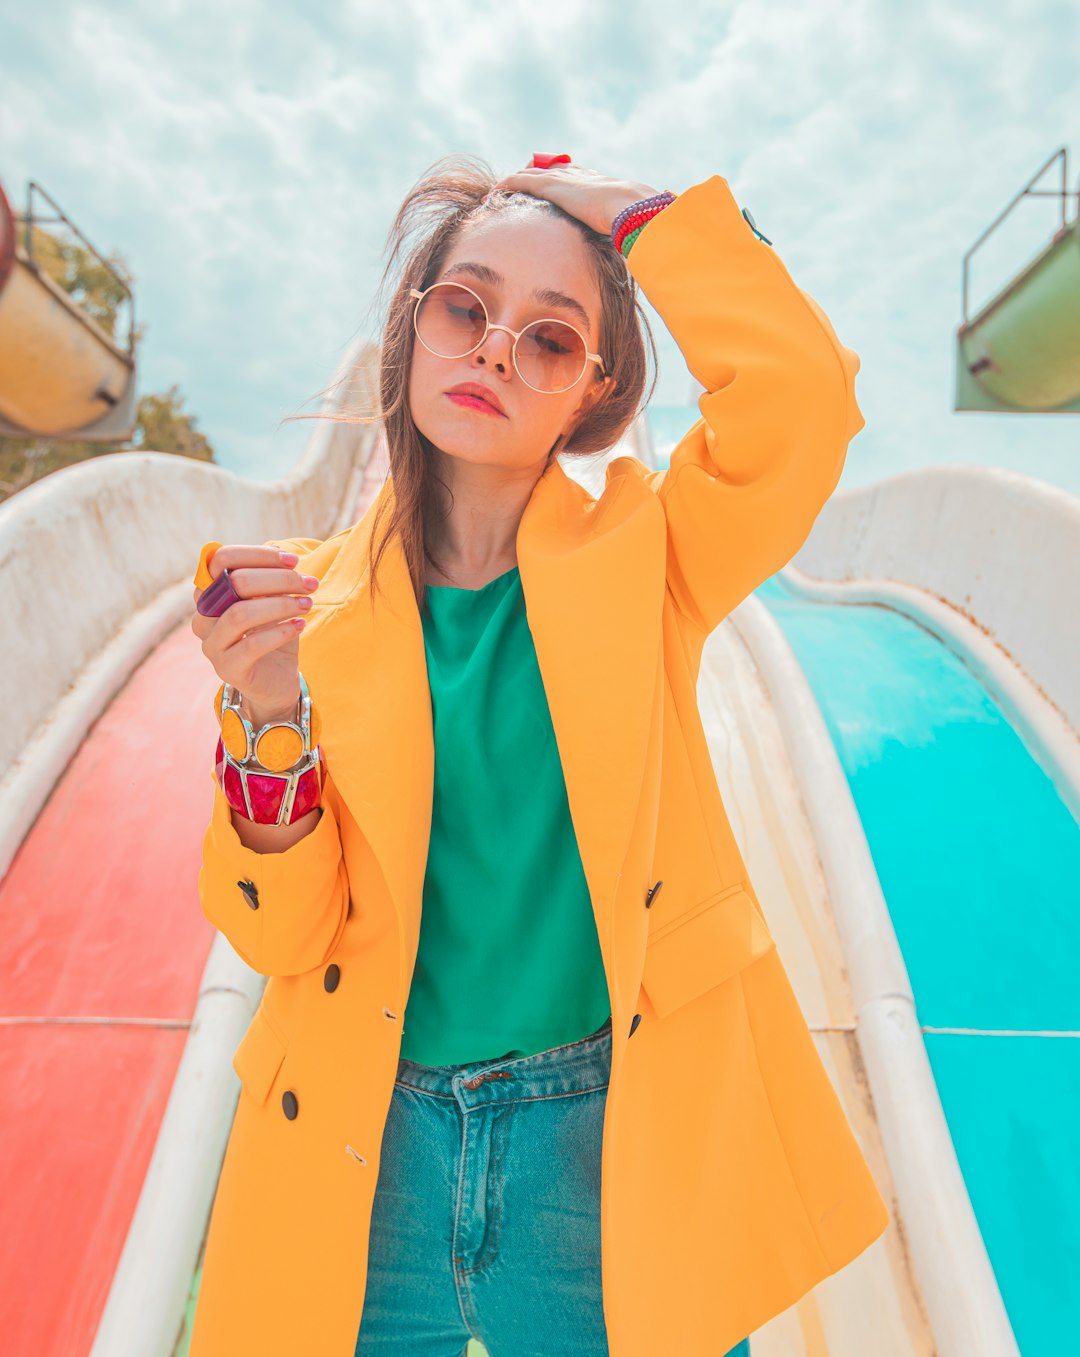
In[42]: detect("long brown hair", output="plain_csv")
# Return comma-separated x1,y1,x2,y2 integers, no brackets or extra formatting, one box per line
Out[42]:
285,153,659,616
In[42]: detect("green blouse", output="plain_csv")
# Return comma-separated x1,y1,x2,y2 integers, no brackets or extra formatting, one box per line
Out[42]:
400,564,611,1067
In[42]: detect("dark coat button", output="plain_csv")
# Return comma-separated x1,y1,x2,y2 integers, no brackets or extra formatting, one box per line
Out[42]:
645,880,663,908
282,1090,299,1119
628,1013,642,1037
324,964,340,993
237,879,259,910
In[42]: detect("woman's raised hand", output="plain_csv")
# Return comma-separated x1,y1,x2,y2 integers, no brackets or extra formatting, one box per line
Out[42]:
190,544,320,725
489,160,661,237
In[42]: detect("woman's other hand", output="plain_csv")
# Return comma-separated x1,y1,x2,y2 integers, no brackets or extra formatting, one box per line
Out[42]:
489,159,662,238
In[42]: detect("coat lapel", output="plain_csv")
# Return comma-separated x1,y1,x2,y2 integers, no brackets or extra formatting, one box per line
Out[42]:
299,455,667,993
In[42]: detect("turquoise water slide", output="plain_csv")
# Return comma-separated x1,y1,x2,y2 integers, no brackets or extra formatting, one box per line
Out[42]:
750,564,1080,1357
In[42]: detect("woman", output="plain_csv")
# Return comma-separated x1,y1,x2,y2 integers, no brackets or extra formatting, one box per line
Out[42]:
188,154,889,1357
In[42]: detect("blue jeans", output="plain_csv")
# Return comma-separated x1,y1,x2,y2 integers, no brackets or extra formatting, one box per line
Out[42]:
355,1016,750,1357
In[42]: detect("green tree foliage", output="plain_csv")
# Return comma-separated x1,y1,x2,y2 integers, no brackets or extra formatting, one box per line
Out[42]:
133,385,214,460
0,223,216,504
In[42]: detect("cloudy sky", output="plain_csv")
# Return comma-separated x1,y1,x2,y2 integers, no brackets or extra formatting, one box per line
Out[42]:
5,0,1080,493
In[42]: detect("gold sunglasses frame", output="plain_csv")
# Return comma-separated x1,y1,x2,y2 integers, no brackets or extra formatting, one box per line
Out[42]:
409,281,608,394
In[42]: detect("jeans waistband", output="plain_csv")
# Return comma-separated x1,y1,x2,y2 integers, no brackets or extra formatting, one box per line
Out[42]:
394,1016,613,1110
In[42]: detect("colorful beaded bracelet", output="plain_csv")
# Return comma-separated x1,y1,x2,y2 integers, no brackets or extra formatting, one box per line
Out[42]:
611,190,678,258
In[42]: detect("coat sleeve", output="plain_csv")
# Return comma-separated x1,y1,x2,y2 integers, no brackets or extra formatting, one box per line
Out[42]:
197,769,350,977
194,533,348,977
623,174,865,638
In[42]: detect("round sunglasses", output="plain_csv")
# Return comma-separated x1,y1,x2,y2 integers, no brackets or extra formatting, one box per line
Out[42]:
409,281,607,394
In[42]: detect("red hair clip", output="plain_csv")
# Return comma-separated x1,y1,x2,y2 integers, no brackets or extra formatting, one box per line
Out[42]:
530,153,572,168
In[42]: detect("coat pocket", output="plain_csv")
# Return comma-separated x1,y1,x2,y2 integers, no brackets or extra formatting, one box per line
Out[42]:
231,1004,288,1107
640,882,776,1019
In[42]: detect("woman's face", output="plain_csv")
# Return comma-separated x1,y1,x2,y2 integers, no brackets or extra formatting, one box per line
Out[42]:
408,212,608,477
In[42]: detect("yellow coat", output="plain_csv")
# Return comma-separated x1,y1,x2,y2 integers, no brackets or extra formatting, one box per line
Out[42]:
189,173,889,1356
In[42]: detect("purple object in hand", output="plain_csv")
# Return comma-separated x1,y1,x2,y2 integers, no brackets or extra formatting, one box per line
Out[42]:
196,567,242,617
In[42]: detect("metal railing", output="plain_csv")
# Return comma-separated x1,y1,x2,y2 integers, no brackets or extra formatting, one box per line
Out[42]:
961,145,1079,326
18,179,136,355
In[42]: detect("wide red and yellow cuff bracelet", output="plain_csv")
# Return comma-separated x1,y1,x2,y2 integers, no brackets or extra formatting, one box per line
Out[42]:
213,672,324,826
